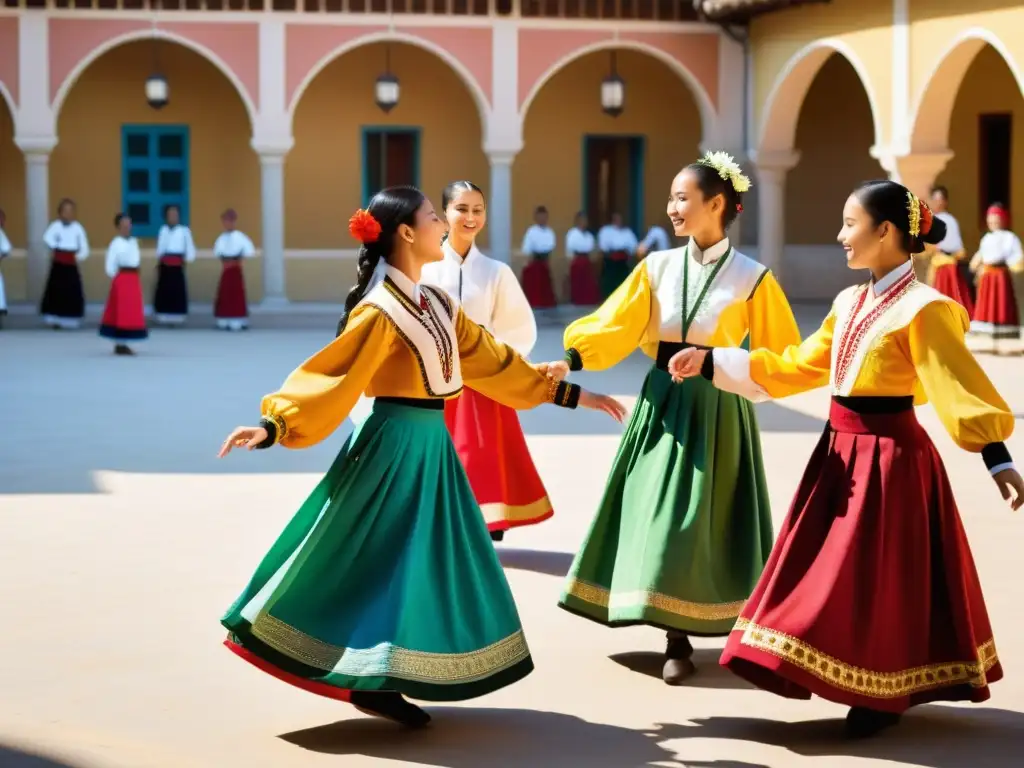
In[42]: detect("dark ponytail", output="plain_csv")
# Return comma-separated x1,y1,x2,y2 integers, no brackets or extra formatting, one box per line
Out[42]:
336,185,426,336
853,179,948,255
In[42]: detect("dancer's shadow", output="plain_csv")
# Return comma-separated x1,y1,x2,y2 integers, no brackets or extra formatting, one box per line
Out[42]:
497,548,574,578
280,708,691,767
0,745,84,767
609,650,755,690
680,707,1024,768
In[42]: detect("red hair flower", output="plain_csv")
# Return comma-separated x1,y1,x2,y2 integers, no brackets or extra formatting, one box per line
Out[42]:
736,203,744,213
918,199,934,237
349,209,382,244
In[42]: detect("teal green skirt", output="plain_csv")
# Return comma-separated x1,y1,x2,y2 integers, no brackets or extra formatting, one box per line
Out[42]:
558,367,774,636
222,400,533,701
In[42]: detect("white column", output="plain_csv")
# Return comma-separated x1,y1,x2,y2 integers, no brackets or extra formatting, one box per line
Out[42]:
258,151,288,305
21,147,54,301
752,150,800,284
488,151,516,265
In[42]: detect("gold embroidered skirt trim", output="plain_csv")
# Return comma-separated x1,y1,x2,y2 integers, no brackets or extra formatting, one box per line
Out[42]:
480,496,553,526
251,612,531,685
565,578,746,622
733,618,999,699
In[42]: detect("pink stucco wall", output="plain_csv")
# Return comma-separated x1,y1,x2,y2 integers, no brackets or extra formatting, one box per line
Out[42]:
0,17,19,109
48,18,259,111
285,24,492,112
517,29,719,112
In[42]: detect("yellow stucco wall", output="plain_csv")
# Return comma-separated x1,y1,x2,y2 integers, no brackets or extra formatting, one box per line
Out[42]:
750,0,892,151
935,45,1024,251
0,101,24,245
51,40,260,303
787,54,883,243
514,49,701,297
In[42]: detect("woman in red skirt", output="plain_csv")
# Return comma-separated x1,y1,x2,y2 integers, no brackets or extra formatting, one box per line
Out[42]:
565,211,601,306
520,206,558,308
669,179,1024,739
422,181,553,542
926,186,973,316
970,203,1022,351
213,209,256,331
99,213,148,355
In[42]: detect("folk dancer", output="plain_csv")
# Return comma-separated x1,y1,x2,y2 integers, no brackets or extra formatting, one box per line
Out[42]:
213,209,255,331
0,208,10,327
970,203,1023,351
925,186,972,315
558,152,801,684
596,213,638,299
520,206,558,308
154,205,197,325
670,180,1023,739
424,181,553,543
99,213,148,356
565,212,601,306
41,199,89,329
218,187,625,728
636,223,672,261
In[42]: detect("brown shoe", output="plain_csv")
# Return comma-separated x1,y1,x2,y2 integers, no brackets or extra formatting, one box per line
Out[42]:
662,630,696,685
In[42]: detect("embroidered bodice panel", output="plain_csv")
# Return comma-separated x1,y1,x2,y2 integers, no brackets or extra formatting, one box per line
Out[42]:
644,246,766,346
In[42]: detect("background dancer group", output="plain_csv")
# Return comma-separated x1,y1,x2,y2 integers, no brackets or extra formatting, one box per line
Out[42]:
217,156,1022,739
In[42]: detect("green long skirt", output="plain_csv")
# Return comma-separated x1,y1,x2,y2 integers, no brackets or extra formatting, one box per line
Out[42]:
558,367,774,636
600,256,633,299
222,400,533,701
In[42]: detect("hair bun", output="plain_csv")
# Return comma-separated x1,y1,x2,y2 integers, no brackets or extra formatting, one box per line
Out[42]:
349,209,382,244
921,213,946,246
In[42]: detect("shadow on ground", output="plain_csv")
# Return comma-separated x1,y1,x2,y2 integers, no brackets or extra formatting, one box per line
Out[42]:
497,548,574,577
609,650,755,690
0,745,84,768
680,707,1024,768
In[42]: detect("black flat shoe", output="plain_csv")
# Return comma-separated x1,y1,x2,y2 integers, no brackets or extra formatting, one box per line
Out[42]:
490,529,505,542
663,631,696,685
114,344,135,356
349,691,431,728
845,706,901,738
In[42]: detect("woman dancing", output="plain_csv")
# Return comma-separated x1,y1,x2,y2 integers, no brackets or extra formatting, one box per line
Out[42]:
557,152,801,684
423,181,555,542
218,186,625,728
669,179,1023,738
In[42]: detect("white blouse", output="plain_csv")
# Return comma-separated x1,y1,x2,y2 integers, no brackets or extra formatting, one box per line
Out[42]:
157,225,197,262
44,220,89,261
105,236,141,278
565,228,596,256
521,225,557,256
597,225,638,254
0,227,10,256
214,230,256,258
422,241,538,356
641,225,671,253
977,230,1024,267
934,212,964,254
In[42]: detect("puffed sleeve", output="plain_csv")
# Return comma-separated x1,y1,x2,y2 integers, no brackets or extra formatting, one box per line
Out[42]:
909,300,1015,471
563,262,651,371
259,305,393,450
75,224,90,262
185,228,197,263
43,222,59,250
156,226,169,256
710,310,835,402
490,263,538,357
1009,233,1024,272
456,306,580,411
747,271,802,353
104,239,120,279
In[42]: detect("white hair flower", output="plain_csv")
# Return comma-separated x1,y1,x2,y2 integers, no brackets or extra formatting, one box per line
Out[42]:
698,151,752,194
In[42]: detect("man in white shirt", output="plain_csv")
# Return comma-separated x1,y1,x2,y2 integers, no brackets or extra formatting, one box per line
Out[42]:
930,186,971,301
636,224,672,260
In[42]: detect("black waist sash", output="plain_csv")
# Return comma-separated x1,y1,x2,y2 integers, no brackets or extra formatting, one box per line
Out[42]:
377,396,444,411
831,395,914,414
655,341,712,372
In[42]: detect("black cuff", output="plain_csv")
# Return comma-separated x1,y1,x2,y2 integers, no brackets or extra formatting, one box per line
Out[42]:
700,350,715,381
981,442,1013,471
553,381,581,409
564,348,583,372
255,417,278,450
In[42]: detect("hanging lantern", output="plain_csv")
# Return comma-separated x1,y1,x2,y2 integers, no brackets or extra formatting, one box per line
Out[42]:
146,73,169,110
601,51,625,118
375,44,399,113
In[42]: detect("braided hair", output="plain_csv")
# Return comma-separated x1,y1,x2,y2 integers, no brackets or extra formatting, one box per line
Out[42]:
336,186,426,337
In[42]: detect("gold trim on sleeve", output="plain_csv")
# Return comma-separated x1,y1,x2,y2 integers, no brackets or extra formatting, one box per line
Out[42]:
263,413,287,444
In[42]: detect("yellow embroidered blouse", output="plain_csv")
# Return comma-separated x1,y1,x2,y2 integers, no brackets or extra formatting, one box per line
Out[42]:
727,265,1014,455
564,240,800,370
260,300,574,450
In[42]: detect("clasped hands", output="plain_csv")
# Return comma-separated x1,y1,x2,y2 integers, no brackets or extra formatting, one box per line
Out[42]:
666,347,710,383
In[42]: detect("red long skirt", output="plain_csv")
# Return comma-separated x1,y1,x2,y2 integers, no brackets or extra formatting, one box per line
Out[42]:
932,262,975,318
444,387,553,532
721,400,1001,714
971,265,1019,338
522,257,557,308
99,270,148,341
214,261,248,320
569,254,601,306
